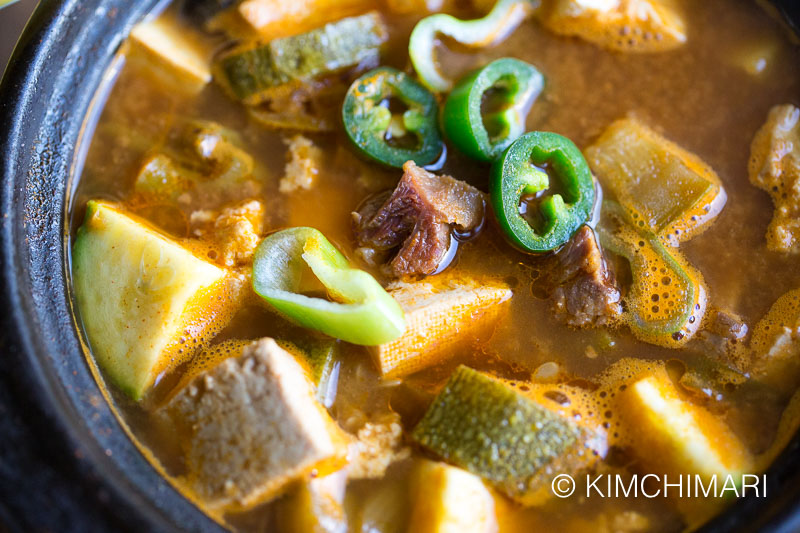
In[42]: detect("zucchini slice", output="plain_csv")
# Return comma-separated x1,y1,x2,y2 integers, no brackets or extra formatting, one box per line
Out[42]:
215,12,388,105
586,118,726,245
412,366,598,505
73,201,235,400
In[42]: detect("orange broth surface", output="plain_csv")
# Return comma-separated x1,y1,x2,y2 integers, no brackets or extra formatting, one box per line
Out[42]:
70,1,800,531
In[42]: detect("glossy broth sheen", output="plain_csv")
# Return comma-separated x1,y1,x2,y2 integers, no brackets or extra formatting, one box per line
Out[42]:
72,1,800,531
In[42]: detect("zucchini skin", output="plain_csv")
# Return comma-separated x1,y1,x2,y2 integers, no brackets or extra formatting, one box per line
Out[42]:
413,366,584,503
215,12,388,105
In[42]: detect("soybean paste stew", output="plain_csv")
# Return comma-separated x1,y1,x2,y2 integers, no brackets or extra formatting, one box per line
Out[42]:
70,0,800,531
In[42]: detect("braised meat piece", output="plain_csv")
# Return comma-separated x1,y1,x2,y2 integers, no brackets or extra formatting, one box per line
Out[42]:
693,308,749,364
353,161,485,277
537,225,621,327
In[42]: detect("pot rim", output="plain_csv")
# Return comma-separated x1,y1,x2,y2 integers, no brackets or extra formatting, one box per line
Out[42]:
0,1,799,532
0,0,222,531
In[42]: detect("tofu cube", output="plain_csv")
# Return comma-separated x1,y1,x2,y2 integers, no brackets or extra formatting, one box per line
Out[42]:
165,338,348,511
371,276,512,379
276,470,348,533
617,371,753,481
408,460,498,533
237,0,376,40
130,14,212,92
616,371,754,527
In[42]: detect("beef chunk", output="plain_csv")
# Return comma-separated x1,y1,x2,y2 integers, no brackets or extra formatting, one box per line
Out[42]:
537,225,621,327
353,161,484,277
749,104,800,253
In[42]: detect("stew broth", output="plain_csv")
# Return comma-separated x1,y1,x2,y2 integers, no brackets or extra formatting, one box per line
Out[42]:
71,0,800,531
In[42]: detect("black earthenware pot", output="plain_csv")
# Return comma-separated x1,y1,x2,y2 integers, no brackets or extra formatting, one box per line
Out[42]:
0,1,799,532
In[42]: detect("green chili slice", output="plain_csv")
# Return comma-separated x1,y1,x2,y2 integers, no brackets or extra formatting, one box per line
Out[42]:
409,0,536,92
597,202,707,348
490,131,595,253
343,67,443,168
443,58,544,162
252,227,405,345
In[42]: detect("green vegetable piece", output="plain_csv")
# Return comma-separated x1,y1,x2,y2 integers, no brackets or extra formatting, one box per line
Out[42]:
413,366,583,503
585,118,726,244
490,131,595,253
133,121,256,203
283,337,341,408
252,227,405,345
598,202,707,348
677,355,747,400
295,338,338,391
73,201,230,400
215,12,388,105
133,153,188,202
181,120,255,181
246,78,345,133
343,67,443,168
129,16,213,92
409,0,536,92
443,58,544,162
